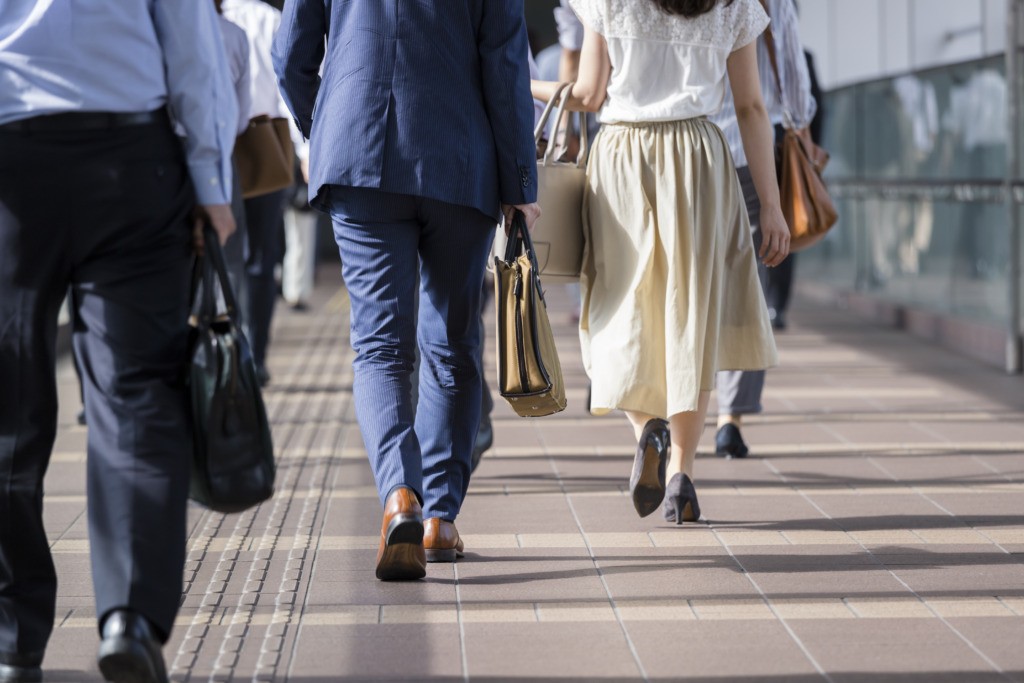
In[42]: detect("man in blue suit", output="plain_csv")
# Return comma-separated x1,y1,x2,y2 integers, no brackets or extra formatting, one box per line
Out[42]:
274,1,540,581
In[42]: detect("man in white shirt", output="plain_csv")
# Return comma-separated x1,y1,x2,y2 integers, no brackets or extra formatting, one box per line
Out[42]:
222,0,304,386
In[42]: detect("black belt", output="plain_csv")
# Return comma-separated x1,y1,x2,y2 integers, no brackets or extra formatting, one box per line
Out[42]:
0,108,167,133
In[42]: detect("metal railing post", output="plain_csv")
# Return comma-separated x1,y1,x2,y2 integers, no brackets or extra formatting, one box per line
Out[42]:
1007,0,1023,373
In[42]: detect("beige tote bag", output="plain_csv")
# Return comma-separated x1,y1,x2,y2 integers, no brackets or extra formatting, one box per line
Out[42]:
493,82,587,282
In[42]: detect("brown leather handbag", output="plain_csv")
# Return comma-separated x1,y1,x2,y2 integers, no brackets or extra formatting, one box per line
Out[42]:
234,115,295,199
494,211,567,418
759,2,838,251
777,126,837,250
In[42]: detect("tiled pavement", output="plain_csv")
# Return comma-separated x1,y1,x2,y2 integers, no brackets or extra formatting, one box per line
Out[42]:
40,268,1024,682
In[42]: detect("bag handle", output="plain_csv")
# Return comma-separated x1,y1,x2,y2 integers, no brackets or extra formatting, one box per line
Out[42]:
544,85,589,169
192,225,241,325
534,82,571,143
502,212,545,300
503,211,537,265
756,0,795,129
533,82,588,169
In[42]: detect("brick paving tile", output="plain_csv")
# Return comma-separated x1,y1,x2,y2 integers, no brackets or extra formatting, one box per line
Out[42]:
35,269,1024,681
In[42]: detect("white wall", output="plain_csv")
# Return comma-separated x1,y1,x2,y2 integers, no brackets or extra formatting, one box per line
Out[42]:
799,0,1008,90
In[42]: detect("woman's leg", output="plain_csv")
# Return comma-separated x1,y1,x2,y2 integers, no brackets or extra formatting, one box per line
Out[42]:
624,411,659,440
667,392,712,479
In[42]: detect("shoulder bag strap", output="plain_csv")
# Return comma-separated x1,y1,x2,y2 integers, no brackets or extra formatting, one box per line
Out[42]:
757,0,783,99
756,0,796,128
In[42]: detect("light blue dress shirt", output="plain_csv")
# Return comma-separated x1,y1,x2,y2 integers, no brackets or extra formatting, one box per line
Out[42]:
0,0,237,205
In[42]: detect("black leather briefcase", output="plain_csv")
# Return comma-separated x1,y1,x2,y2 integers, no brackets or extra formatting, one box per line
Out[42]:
187,226,275,513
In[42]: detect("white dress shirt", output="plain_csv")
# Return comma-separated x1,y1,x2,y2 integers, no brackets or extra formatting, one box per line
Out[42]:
218,15,251,137
221,0,287,119
222,0,307,158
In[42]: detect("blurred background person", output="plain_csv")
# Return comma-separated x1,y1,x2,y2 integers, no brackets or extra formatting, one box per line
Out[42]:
222,0,294,387
762,33,822,331
711,0,816,460
945,66,1007,280
892,73,938,275
282,155,316,311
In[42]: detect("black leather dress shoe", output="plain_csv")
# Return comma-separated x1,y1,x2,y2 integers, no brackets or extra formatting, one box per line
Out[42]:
470,419,494,473
715,423,749,459
97,610,168,683
769,308,788,331
0,664,42,683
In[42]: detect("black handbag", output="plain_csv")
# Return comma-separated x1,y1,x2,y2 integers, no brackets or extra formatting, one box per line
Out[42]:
187,226,276,513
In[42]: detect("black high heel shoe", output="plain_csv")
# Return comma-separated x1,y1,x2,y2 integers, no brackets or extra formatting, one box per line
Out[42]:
629,418,670,517
663,473,701,525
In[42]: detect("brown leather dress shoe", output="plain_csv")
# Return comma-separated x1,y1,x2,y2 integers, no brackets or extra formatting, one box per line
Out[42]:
423,518,465,563
376,487,426,581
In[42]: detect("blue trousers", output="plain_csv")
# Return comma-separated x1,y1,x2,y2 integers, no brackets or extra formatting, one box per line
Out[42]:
327,186,495,521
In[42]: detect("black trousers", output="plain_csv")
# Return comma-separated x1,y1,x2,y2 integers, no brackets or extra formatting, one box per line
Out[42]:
243,189,287,371
0,120,194,663
766,250,797,316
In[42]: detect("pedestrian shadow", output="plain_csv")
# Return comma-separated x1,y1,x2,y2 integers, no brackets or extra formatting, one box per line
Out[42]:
710,514,1024,531
431,546,1024,588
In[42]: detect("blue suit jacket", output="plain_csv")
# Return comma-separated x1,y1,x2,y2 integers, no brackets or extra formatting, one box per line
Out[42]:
273,1,538,221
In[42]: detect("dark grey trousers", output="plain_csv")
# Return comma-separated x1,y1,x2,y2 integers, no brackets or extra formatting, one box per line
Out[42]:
0,119,194,663
243,188,288,372
716,166,769,415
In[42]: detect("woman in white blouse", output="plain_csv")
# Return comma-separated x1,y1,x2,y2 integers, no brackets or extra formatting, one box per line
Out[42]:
532,0,788,524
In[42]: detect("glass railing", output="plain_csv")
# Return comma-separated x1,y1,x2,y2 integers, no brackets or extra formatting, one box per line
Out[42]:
800,55,1018,331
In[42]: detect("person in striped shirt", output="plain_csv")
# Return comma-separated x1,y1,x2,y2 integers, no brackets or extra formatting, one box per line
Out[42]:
710,0,816,459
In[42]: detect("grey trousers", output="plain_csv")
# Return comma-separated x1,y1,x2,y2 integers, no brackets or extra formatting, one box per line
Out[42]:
716,166,770,416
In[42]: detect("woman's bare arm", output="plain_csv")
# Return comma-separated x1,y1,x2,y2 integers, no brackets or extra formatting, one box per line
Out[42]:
531,25,610,113
727,42,790,267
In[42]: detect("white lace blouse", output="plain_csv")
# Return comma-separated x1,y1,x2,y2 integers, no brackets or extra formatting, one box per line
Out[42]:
568,0,769,124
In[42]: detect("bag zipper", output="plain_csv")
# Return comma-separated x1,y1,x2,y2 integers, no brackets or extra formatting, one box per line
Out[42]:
513,264,530,391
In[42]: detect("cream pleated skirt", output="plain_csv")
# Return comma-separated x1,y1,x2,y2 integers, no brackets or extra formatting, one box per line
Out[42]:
580,118,777,418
